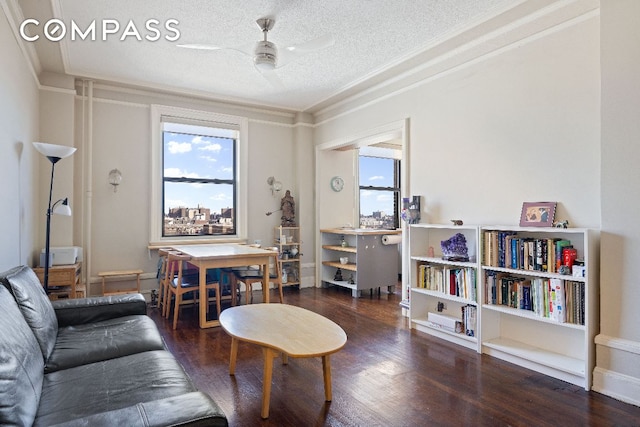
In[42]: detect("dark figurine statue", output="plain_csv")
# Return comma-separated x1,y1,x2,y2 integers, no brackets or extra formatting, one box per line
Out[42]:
280,190,296,227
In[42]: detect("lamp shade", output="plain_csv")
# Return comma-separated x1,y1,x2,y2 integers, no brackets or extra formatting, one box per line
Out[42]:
33,142,76,161
52,198,72,216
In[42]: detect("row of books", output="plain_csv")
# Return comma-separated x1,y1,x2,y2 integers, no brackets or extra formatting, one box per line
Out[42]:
484,272,585,325
416,264,477,302
462,304,477,337
483,231,576,273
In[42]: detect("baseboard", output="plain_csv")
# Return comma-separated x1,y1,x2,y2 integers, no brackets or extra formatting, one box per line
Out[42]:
592,367,640,407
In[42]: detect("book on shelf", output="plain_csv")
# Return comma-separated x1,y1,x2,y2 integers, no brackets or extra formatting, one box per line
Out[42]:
462,304,477,337
549,278,566,323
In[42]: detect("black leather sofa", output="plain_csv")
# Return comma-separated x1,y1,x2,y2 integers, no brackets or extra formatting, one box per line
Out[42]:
0,265,228,427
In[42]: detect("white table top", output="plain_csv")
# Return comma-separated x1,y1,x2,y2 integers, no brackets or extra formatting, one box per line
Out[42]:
170,244,274,260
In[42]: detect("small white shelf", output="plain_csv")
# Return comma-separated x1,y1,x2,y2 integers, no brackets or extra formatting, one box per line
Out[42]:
482,304,585,330
483,337,585,377
412,318,478,351
481,265,586,283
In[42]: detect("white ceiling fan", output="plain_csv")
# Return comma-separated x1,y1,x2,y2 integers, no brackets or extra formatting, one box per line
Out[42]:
177,18,335,87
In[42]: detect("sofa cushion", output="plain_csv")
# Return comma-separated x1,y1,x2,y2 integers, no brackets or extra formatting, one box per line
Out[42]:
52,293,147,327
35,350,198,426
1,265,58,361
41,392,229,427
0,285,43,426
45,314,166,372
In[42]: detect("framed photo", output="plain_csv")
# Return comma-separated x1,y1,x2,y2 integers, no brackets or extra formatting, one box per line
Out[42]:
519,202,557,227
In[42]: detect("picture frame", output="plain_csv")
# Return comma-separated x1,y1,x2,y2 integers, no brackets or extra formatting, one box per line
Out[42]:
519,202,557,227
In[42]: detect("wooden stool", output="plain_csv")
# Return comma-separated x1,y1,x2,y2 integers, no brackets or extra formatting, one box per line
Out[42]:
99,269,143,296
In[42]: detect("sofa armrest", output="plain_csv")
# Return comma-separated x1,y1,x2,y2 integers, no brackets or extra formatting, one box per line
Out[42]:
52,293,147,327
48,392,228,427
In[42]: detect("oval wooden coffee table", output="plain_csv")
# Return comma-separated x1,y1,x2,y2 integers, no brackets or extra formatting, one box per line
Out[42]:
219,303,347,419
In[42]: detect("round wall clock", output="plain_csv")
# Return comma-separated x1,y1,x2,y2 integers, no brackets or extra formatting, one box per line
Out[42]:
330,176,344,192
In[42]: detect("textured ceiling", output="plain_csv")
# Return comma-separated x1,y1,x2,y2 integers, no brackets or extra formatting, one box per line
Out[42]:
19,0,520,112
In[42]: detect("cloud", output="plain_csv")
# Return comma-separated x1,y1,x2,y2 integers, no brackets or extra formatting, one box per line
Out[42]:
167,140,192,154
369,175,384,181
163,168,203,179
191,136,206,144
198,142,222,153
210,192,232,202
199,155,218,163
360,190,373,197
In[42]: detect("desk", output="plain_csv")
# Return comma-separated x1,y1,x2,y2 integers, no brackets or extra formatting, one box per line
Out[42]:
32,263,84,300
170,244,274,328
219,304,347,418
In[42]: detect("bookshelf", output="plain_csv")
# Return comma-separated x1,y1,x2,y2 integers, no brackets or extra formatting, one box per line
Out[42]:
408,224,480,352
407,224,598,390
480,226,598,390
274,226,301,287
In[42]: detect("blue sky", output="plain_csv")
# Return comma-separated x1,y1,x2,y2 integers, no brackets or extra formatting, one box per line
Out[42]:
163,125,235,214
359,156,395,216
162,128,395,218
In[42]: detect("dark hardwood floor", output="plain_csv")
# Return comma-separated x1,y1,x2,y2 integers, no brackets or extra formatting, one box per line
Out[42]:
148,286,640,426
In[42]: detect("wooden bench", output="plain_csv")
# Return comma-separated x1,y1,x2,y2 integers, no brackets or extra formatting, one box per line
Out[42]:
99,269,143,296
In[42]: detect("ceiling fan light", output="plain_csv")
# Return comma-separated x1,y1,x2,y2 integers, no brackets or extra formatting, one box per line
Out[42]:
255,56,276,70
254,41,277,70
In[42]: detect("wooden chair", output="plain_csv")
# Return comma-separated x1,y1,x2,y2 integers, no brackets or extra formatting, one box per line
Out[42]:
157,248,173,314
164,252,222,329
218,243,262,306
234,247,284,304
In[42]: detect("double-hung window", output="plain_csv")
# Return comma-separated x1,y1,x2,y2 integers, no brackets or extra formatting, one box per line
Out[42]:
358,150,401,229
150,105,248,244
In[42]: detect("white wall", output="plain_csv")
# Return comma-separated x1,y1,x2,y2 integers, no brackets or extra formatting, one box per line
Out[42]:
0,6,39,271
65,85,306,294
594,0,640,406
316,15,601,229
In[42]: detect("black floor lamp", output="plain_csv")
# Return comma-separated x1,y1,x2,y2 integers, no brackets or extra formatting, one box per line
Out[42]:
33,142,77,293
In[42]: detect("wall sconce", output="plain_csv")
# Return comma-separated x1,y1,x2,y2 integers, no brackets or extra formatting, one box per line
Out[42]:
266,176,282,196
108,168,122,192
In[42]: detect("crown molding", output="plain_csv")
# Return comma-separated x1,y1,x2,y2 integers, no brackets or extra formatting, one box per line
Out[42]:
312,0,599,126
1,0,42,83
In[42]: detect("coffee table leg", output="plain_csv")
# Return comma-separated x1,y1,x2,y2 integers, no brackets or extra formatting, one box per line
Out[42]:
322,355,332,401
229,338,238,375
262,347,277,418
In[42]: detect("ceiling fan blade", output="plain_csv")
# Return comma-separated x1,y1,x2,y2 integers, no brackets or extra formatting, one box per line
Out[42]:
177,42,255,57
276,34,335,68
256,67,285,90
285,34,335,54
176,43,223,51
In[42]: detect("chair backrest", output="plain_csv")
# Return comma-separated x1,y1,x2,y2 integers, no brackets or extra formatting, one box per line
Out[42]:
157,248,171,281
166,252,191,286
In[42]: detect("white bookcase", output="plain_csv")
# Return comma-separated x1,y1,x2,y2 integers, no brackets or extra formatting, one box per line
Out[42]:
480,226,598,390
408,224,480,352
407,224,599,390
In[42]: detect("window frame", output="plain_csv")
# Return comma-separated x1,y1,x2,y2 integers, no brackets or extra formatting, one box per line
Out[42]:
358,154,401,229
150,105,248,245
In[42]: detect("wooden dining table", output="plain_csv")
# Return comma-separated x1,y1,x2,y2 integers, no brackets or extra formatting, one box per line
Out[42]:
169,244,275,328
